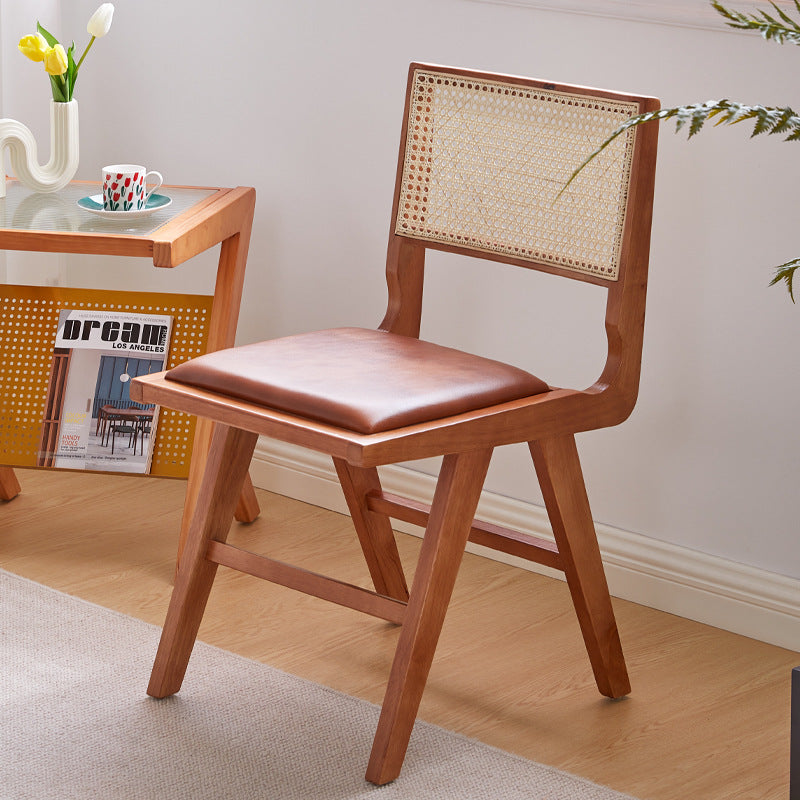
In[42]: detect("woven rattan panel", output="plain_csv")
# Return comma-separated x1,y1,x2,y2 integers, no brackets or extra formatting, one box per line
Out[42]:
0,285,213,478
396,69,639,280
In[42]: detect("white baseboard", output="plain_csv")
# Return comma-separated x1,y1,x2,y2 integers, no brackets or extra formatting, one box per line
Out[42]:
249,438,800,652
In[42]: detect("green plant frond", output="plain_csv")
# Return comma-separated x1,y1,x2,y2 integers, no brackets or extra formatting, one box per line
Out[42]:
712,0,800,44
751,105,780,134
771,105,797,132
769,259,800,301
558,100,800,199
769,1,800,30
717,101,755,125
674,104,709,134
690,105,715,135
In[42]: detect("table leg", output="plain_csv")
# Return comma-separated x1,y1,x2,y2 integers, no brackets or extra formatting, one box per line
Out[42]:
792,667,799,800
204,207,260,525
175,193,260,567
0,466,21,500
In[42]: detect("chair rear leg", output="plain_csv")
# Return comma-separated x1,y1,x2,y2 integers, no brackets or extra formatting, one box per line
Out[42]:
366,448,492,785
334,458,409,602
529,435,629,699
234,474,261,523
148,424,258,698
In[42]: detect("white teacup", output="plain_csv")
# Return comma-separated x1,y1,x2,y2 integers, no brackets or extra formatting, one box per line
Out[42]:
102,164,163,212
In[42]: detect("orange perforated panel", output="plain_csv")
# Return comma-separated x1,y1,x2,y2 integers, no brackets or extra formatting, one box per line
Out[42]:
0,285,213,478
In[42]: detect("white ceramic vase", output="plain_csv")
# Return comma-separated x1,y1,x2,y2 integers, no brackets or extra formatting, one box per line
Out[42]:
0,99,80,198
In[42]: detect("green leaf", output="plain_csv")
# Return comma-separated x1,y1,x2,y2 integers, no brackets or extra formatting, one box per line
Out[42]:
771,106,795,133
768,2,800,31
722,101,752,125
65,43,77,101
48,74,66,103
674,106,694,133
751,107,776,135
36,21,59,48
769,259,800,301
689,106,712,136
711,0,800,44
559,99,800,204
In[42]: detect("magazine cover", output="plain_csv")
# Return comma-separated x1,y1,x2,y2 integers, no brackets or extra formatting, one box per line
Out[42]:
37,308,173,474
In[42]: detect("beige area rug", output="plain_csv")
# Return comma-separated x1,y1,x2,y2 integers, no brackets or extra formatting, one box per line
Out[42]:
0,569,639,800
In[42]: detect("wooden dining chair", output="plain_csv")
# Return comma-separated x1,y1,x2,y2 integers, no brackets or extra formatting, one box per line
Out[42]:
131,63,659,785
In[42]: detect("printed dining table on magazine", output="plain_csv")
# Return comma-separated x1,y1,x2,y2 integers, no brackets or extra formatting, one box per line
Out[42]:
0,179,260,560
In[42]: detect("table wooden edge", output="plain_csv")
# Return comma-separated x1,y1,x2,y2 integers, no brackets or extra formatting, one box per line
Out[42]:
0,182,256,269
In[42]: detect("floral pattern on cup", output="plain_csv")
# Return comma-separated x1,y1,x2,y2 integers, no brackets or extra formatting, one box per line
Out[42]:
102,164,162,212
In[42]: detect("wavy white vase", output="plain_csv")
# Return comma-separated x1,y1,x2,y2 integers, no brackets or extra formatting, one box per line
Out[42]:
0,99,79,198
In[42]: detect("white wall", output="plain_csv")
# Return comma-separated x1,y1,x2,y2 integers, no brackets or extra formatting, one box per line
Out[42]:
6,1,799,585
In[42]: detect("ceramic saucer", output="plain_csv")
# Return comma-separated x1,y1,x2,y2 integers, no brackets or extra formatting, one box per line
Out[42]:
77,193,172,219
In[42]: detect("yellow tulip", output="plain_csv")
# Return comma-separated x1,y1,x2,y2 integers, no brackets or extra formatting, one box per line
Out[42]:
18,33,48,62
18,8,113,102
43,44,68,76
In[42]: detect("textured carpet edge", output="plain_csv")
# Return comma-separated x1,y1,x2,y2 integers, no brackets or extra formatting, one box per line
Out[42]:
1,567,641,800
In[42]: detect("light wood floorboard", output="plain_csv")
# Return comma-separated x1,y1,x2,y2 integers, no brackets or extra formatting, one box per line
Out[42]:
2,469,797,799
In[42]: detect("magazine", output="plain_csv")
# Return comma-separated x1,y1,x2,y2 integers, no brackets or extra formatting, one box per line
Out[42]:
37,308,173,474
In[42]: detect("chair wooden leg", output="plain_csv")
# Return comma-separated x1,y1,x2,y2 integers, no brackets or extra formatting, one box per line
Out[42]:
529,435,630,699
234,474,261,523
333,458,409,602
176,418,261,566
366,448,492,785
148,424,258,699
0,466,21,501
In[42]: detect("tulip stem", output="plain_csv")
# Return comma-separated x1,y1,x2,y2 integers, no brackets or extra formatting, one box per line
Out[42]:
75,35,95,72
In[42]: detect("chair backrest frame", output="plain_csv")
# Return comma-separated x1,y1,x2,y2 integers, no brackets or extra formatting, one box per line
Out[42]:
380,63,659,424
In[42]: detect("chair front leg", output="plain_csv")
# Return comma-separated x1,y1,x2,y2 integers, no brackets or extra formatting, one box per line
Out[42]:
366,447,492,785
529,435,630,699
147,424,258,699
334,458,409,602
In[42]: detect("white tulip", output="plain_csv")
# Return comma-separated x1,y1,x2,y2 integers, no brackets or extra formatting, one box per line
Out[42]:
87,3,114,38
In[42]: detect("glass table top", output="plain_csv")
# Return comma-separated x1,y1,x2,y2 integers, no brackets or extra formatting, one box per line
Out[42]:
0,183,217,237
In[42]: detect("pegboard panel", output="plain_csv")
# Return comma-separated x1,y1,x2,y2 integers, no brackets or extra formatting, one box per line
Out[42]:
0,285,213,478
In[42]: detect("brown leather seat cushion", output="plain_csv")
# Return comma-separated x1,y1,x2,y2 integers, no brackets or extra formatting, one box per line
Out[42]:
165,327,549,434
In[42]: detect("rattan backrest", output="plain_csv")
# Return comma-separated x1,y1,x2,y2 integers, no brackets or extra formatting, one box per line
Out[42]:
393,64,652,284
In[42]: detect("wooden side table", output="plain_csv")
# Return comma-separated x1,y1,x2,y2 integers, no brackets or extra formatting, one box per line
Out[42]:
0,179,260,555
793,667,799,800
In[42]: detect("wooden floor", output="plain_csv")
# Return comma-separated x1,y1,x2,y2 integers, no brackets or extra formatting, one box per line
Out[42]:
2,469,797,799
